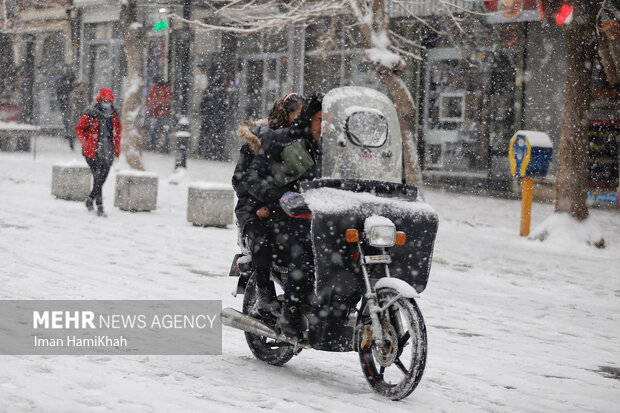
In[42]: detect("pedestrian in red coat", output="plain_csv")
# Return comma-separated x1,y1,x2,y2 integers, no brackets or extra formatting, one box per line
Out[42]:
145,76,172,152
75,87,122,216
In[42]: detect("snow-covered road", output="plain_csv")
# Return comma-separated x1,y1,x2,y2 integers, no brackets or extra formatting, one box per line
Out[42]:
1,137,619,412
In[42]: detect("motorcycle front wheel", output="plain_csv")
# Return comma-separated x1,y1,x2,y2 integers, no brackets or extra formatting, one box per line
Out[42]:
358,287,427,400
242,275,295,366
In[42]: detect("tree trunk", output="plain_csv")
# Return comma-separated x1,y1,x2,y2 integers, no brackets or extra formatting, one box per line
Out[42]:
120,2,145,171
351,0,422,185
376,67,423,185
554,1,600,220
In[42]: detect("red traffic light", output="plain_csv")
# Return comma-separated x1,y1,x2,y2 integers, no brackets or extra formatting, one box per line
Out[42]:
555,4,573,25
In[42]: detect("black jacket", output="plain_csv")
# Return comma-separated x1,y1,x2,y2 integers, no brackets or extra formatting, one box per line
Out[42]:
232,121,270,232
245,123,319,211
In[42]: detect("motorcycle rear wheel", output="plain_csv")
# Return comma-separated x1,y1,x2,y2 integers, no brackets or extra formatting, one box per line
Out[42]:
358,287,427,400
242,275,295,366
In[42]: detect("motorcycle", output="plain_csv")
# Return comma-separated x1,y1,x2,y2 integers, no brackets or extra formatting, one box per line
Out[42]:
223,86,438,400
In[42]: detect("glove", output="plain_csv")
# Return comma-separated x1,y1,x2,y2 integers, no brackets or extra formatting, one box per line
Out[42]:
279,192,312,219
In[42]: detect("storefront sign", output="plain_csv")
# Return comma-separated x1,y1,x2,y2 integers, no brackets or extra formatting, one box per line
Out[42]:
587,191,619,205
587,123,619,189
484,0,543,24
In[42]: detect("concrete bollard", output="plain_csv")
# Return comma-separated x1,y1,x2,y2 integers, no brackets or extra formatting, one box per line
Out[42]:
114,170,158,212
187,183,234,227
51,162,92,201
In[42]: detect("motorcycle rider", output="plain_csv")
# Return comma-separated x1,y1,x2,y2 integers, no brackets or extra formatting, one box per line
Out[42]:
232,94,304,313
245,92,324,339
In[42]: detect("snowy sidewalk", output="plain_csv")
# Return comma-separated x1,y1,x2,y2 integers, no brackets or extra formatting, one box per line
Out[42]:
0,136,619,412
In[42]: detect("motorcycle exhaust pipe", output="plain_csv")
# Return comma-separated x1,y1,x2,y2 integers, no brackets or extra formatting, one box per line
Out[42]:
221,307,309,348
221,308,276,337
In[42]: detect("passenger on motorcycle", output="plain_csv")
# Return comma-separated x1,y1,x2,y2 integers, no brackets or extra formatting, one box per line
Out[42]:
232,93,304,313
245,92,324,339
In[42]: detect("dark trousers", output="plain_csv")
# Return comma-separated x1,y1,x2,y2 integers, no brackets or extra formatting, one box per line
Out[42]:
245,215,314,305
85,156,112,206
280,218,314,306
244,218,275,289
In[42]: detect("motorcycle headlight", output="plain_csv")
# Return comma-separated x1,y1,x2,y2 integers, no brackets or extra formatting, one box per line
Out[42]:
364,215,396,248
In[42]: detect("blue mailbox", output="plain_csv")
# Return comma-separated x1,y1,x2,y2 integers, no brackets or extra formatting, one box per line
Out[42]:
508,130,553,177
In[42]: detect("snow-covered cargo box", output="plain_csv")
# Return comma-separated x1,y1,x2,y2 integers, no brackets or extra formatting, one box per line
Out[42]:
114,170,158,212
51,161,92,201
302,180,438,295
187,183,234,227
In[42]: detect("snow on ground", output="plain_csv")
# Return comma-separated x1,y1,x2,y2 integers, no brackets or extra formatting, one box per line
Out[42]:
1,136,619,412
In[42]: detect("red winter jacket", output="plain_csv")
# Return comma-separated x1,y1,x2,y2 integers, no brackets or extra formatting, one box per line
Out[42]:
145,84,172,117
76,88,122,159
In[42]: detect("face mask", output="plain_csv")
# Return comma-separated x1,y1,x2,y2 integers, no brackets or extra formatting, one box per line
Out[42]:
101,103,111,110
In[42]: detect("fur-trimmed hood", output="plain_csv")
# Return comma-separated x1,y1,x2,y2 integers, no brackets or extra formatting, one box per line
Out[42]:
237,118,268,154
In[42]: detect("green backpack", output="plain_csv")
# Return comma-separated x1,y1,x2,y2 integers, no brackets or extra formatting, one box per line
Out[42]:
273,139,315,187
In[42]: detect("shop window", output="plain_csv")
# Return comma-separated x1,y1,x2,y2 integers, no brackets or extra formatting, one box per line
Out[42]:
304,53,341,93
264,32,287,53
237,33,262,54
84,22,118,42
245,60,263,119
344,20,365,49
35,32,66,126
438,93,465,122
344,57,378,89
425,144,443,167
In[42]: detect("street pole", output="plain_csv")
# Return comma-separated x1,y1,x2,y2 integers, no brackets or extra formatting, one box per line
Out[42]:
520,177,534,237
174,0,191,170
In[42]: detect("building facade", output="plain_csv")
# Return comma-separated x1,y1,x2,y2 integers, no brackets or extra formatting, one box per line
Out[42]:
2,0,618,194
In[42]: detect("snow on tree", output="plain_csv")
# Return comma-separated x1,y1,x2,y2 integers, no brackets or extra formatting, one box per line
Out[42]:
117,0,146,171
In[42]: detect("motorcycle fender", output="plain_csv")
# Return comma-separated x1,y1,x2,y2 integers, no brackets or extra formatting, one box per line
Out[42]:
229,254,242,277
375,278,419,298
234,271,251,297
229,254,251,297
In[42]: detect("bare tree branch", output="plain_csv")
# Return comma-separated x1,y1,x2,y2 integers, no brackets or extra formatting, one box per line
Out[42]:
437,1,467,34
389,44,423,60
387,0,442,33
388,29,425,49
170,1,347,34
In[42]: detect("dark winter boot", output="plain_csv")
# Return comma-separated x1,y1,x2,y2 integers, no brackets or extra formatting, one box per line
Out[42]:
278,303,303,340
85,197,94,211
96,205,106,217
256,283,280,315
